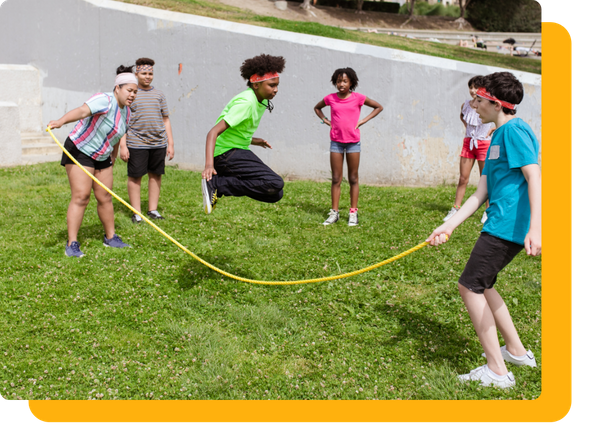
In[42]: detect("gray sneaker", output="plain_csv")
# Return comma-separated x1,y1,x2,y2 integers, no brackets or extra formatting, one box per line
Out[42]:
322,209,339,225
147,210,164,220
103,234,130,248
65,241,84,258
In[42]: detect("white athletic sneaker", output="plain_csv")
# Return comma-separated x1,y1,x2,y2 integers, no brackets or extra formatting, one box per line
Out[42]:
481,211,488,224
348,211,359,226
482,346,537,367
202,178,218,215
323,209,339,225
443,206,459,222
458,364,515,389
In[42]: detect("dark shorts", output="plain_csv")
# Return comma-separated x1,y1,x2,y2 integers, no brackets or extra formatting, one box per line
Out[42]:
127,147,167,177
458,232,524,294
60,137,113,170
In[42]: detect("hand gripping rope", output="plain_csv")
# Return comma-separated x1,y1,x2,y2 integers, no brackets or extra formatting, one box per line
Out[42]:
46,127,436,286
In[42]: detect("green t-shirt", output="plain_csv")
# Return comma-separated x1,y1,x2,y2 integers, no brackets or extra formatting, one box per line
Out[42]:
214,88,268,157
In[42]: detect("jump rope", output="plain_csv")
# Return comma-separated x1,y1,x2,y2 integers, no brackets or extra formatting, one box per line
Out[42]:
47,127,442,286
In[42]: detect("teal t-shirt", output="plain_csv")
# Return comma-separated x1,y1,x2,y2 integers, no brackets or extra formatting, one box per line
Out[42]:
214,88,268,157
481,118,540,245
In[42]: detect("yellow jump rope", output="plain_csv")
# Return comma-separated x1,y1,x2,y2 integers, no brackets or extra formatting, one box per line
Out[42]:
47,127,436,286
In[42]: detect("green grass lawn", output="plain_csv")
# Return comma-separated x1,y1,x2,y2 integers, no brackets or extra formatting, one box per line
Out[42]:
0,162,541,400
116,0,541,75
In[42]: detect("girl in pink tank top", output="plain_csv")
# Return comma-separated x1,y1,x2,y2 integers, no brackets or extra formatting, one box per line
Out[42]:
314,67,383,226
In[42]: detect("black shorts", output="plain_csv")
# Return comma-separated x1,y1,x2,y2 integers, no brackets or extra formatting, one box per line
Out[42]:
127,148,167,177
458,232,524,294
60,137,113,170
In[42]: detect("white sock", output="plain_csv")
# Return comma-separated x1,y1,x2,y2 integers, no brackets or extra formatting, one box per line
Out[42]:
487,367,508,379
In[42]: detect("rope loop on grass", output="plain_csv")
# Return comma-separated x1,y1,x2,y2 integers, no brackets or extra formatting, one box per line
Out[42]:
46,127,432,285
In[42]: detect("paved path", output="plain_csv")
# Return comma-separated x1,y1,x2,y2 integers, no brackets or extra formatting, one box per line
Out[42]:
345,28,541,57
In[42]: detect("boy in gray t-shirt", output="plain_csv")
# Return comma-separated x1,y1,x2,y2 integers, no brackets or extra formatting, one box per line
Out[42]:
120,57,174,222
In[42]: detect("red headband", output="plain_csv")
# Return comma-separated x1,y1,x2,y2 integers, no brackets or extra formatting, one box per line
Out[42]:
476,87,518,110
250,72,279,83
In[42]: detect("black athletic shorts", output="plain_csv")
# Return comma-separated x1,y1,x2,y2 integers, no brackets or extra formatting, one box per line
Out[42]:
127,147,167,177
60,137,113,170
458,232,524,294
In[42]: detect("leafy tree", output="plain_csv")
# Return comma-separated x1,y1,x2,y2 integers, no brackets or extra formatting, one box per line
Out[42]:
467,0,541,32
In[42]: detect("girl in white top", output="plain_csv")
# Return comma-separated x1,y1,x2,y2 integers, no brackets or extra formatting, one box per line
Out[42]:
444,76,495,223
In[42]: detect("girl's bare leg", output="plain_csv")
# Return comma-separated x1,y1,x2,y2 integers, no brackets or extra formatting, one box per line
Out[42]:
65,164,94,244
346,152,360,209
330,152,344,211
93,167,115,239
454,157,475,207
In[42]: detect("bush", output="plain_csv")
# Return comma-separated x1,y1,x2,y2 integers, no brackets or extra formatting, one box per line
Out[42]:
466,0,541,33
398,1,461,18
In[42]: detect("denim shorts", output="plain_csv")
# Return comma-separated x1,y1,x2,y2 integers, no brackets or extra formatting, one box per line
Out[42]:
330,141,361,154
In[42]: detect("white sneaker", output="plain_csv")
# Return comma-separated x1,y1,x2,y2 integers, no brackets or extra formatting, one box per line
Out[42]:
482,346,537,367
348,211,359,226
322,209,339,225
481,211,488,224
202,178,218,215
458,364,515,389
443,206,459,222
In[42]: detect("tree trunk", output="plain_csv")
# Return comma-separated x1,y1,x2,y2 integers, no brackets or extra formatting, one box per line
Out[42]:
408,0,416,18
459,0,472,19
356,0,364,12
300,0,312,9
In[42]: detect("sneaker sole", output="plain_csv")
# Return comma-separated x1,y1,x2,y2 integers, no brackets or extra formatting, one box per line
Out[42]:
65,251,84,258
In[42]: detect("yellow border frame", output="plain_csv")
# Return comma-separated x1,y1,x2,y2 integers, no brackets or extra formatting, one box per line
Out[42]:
28,22,571,423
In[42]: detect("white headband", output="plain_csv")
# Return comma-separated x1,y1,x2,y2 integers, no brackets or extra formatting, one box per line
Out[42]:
114,73,138,88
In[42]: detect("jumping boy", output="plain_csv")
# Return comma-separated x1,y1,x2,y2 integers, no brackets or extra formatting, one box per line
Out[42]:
427,72,541,388
201,54,286,214
120,57,174,223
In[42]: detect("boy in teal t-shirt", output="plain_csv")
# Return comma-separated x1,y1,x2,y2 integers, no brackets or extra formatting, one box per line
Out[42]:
427,72,541,389
201,54,286,214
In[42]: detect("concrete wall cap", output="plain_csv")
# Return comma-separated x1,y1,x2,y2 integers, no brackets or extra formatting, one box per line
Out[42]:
0,64,38,71
0,101,19,107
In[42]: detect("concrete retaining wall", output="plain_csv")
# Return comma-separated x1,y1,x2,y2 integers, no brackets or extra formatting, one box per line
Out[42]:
0,65,42,133
0,101,22,166
0,0,541,185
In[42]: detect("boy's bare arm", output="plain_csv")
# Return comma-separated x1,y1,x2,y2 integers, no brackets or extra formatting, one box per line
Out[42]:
202,119,229,181
163,116,174,160
460,105,467,128
522,163,542,256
